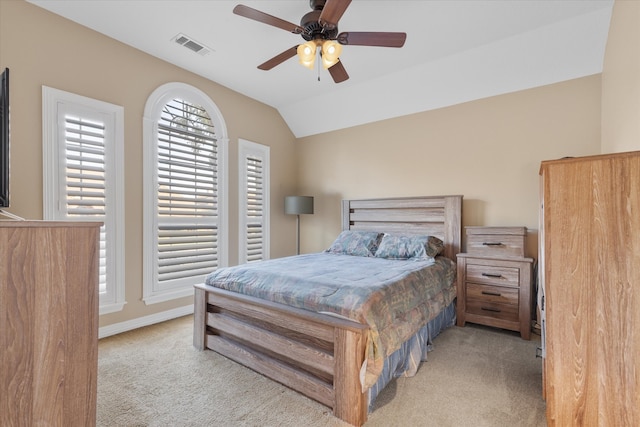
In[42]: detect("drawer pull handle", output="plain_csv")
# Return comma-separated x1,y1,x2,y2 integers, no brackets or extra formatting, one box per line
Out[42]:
481,307,501,313
482,273,503,278
482,242,503,246
481,290,501,297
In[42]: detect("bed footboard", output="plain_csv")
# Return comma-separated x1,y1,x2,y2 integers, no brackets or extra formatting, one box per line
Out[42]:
194,284,369,426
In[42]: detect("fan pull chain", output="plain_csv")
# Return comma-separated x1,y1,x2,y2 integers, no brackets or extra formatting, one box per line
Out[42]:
317,49,321,81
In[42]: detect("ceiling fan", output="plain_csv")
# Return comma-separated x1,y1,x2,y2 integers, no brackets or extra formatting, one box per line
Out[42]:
233,0,407,83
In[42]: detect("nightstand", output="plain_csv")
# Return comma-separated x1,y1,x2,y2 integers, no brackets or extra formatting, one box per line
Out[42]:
456,227,534,340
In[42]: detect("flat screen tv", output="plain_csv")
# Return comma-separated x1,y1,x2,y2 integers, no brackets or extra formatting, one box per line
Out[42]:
0,67,9,208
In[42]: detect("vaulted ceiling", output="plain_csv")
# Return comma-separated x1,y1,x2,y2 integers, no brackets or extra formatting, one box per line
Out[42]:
28,0,614,137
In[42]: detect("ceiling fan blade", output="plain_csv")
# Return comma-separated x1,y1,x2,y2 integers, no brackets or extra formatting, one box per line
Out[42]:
319,0,352,29
328,60,349,83
337,32,407,48
257,46,298,70
233,4,304,34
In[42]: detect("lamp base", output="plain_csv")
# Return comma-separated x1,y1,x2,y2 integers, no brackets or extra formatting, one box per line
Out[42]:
296,214,301,255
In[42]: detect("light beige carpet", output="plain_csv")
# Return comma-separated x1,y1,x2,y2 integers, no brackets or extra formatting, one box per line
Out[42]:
97,315,546,426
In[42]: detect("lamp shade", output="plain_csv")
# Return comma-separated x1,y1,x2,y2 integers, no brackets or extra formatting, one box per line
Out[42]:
321,40,342,69
285,196,314,215
297,41,317,70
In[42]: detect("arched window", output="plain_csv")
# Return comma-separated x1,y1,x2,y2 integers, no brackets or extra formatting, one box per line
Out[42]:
142,83,228,304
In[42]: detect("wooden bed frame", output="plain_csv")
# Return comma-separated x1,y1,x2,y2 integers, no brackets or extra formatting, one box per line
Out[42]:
193,195,462,426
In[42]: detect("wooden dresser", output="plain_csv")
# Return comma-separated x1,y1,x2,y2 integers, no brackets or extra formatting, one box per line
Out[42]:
539,151,639,426
456,226,534,340
0,221,101,426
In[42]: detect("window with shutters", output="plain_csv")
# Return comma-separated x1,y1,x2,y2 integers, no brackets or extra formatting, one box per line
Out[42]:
42,86,125,315
143,83,228,304
238,139,270,264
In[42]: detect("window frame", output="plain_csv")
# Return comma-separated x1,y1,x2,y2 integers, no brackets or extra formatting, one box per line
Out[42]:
42,86,126,315
142,82,228,305
238,139,270,264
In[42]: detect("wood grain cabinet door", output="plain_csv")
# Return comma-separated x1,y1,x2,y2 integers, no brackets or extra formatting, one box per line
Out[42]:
540,152,640,427
0,222,100,427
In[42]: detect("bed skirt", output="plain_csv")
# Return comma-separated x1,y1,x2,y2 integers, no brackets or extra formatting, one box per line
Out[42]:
367,301,457,411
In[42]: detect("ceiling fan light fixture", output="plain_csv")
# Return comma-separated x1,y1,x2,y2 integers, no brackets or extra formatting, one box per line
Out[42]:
234,2,406,83
297,41,317,69
321,40,342,69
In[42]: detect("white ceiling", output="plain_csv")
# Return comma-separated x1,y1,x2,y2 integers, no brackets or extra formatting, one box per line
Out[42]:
27,0,614,138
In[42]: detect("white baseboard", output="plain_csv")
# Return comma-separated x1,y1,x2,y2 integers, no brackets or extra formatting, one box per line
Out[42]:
99,304,194,339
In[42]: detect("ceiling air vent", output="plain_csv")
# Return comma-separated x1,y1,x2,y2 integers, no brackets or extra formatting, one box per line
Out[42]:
172,33,212,56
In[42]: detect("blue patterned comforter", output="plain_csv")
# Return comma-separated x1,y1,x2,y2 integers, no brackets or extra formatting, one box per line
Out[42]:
204,252,457,388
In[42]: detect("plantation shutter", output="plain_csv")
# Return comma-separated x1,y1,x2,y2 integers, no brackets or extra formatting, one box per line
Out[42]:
62,113,108,292
244,154,264,262
156,99,219,286
43,87,125,314
238,139,269,264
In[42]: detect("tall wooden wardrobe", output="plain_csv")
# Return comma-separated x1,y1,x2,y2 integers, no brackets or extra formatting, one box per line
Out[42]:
539,151,639,426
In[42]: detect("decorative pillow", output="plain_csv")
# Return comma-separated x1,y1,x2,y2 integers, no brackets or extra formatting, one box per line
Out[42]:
325,230,383,257
374,233,445,260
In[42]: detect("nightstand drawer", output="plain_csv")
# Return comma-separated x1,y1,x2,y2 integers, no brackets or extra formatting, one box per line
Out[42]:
466,264,520,287
466,299,519,322
465,226,526,258
466,283,519,306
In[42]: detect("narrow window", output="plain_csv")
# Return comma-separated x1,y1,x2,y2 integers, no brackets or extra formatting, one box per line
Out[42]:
239,139,270,263
42,86,125,314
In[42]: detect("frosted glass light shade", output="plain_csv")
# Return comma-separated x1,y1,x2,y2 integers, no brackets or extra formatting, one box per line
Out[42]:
284,196,314,215
297,42,317,70
321,40,342,69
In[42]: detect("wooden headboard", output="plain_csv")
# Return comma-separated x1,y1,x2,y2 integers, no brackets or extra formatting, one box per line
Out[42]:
341,195,463,260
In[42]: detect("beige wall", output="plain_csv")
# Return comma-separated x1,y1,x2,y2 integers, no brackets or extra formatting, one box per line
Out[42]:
296,76,602,258
601,0,640,152
2,0,636,332
0,1,299,328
